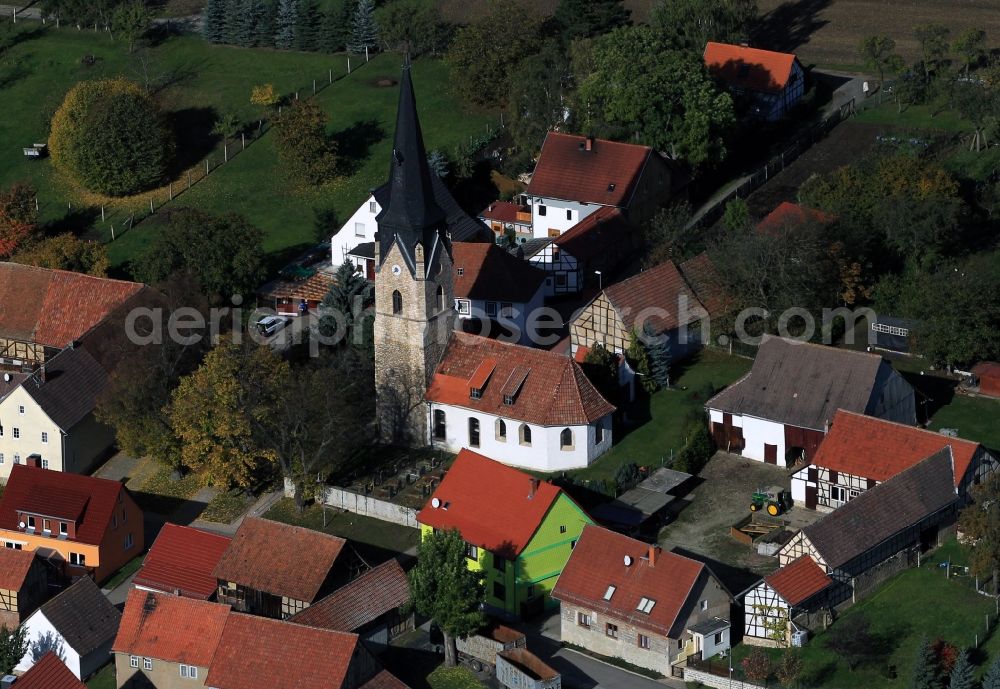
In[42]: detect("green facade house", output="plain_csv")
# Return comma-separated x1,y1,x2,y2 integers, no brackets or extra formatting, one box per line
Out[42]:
417,449,593,618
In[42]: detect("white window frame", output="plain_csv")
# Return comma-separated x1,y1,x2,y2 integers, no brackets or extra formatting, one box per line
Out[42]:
143,657,152,671
485,302,498,318
11,428,18,439
41,432,48,443
130,656,139,669
456,300,471,315
369,200,376,213
354,222,365,237
18,405,24,415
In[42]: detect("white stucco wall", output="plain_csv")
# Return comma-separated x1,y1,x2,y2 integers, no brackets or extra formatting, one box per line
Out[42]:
0,388,64,481
454,285,545,346
527,197,602,238
698,625,731,658
740,416,785,462
331,195,379,267
791,469,807,503
17,611,83,678
528,244,581,296
428,403,612,471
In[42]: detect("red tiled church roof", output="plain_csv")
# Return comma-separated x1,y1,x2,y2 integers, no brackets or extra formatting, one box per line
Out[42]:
763,556,831,606
427,332,615,426
552,525,706,637
812,410,980,488
113,590,231,667
417,449,580,557
452,242,546,304
704,42,799,94
205,613,359,689
0,262,144,348
13,652,86,689
603,261,707,333
527,133,652,207
0,465,135,546
134,523,232,600
212,517,346,603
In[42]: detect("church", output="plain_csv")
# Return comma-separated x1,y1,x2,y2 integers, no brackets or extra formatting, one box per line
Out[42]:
371,64,616,472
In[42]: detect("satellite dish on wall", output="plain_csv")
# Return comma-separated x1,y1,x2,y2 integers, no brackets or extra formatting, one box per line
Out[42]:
18,522,25,529
431,497,441,509
624,555,633,567
2,373,10,383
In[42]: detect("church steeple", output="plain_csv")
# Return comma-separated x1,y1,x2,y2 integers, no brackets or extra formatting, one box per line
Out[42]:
376,62,447,273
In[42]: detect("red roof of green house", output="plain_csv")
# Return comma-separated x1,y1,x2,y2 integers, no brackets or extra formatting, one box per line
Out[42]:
417,449,583,557
763,556,831,606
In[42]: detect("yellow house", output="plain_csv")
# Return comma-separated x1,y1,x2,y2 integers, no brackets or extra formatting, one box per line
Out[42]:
417,449,593,618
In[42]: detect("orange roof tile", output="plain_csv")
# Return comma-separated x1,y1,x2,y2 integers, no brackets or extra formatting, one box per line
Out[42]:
13,652,86,689
704,42,799,94
679,252,732,318
452,242,546,303
0,263,144,348
133,523,232,600
212,517,346,603
417,450,581,557
479,201,530,225
552,525,707,636
290,559,410,632
205,614,359,689
527,133,652,207
812,410,980,488
763,556,831,606
603,261,706,333
0,465,135,546
361,670,411,689
552,206,640,263
756,202,833,236
427,333,615,426
113,590,230,667
0,546,37,591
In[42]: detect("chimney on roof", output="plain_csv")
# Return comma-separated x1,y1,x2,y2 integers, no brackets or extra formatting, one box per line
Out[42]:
648,544,660,567
585,136,594,152
824,418,831,434
25,455,41,469
528,478,541,499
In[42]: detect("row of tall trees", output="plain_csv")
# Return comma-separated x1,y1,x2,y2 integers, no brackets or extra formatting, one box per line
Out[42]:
203,0,378,54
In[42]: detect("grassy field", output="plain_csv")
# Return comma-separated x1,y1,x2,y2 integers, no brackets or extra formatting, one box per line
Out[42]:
929,394,1000,450
264,497,420,558
426,666,485,689
756,0,1000,71
854,101,971,133
0,24,496,272
732,546,999,688
103,554,145,589
86,664,116,689
565,349,751,484
200,489,252,523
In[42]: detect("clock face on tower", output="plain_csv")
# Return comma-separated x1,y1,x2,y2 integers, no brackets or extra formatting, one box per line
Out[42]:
391,265,402,276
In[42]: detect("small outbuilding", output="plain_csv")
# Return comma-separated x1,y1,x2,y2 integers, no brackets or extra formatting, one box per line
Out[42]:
972,362,1000,398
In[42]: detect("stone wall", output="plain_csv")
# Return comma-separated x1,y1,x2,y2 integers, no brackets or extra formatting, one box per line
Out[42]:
558,603,675,676
683,667,765,689
283,479,419,528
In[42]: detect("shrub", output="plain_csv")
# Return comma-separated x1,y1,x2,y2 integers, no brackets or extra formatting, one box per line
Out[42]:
273,100,338,186
675,417,713,475
49,78,172,196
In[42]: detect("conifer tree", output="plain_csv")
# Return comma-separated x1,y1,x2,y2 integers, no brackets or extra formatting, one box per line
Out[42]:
252,0,277,47
910,638,941,689
627,328,655,394
295,0,321,50
949,651,974,689
203,0,227,42
983,657,1000,689
348,0,378,53
221,0,242,44
231,0,255,47
319,0,353,53
646,324,671,389
274,0,298,49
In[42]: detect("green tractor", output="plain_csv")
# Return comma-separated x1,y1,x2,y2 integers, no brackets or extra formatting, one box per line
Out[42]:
750,486,793,516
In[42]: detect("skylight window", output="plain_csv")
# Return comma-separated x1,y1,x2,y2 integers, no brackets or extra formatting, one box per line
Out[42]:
636,597,656,614
603,585,616,601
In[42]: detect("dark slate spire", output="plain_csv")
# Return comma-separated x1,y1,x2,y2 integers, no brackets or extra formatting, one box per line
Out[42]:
376,62,447,271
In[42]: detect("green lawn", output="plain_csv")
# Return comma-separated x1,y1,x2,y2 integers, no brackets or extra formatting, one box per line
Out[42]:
86,664,116,689
928,394,1000,451
854,101,970,133
264,497,420,556
199,490,252,524
127,465,203,516
103,553,145,589
0,25,496,271
565,349,751,483
731,551,998,688
426,666,485,689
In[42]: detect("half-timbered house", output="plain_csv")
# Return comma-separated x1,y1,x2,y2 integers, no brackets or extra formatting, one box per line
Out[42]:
704,43,805,120
0,547,48,629
741,555,831,647
778,449,958,604
791,410,996,510
705,336,916,464
212,517,355,620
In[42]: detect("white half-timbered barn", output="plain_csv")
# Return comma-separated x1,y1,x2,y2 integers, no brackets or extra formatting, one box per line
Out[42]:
742,555,831,647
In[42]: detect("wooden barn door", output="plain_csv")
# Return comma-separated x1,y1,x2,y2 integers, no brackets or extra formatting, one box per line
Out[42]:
805,485,818,509
764,444,778,464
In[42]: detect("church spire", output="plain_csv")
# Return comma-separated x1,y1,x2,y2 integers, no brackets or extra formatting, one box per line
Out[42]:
376,62,446,271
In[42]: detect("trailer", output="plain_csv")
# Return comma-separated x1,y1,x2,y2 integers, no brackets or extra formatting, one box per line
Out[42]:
456,622,527,673
496,648,561,689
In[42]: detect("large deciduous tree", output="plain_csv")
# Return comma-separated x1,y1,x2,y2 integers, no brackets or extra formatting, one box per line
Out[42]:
554,0,629,40
408,529,485,667
377,0,450,56
952,28,987,75
959,473,1000,593
274,100,339,186
577,26,734,165
508,41,570,156
49,78,172,197
650,0,756,52
859,34,902,87
12,234,109,276
129,208,265,300
111,0,151,53
914,23,950,84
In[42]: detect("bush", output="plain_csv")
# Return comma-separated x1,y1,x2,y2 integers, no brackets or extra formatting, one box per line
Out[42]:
273,100,338,186
675,414,713,475
49,78,172,196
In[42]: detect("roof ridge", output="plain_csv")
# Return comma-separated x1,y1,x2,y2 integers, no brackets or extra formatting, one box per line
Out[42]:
834,409,980,448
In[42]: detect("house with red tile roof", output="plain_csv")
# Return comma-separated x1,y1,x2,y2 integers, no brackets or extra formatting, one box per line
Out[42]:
756,202,833,236
0,546,48,629
426,332,615,471
417,449,593,618
14,652,86,689
213,517,355,620
133,523,232,600
704,42,805,120
451,242,547,344
790,410,995,510
478,201,533,242
0,463,143,583
290,559,413,653
552,525,732,675
740,555,832,647
525,133,675,239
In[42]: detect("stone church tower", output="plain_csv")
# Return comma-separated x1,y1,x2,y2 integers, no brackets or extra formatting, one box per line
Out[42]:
373,65,454,445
